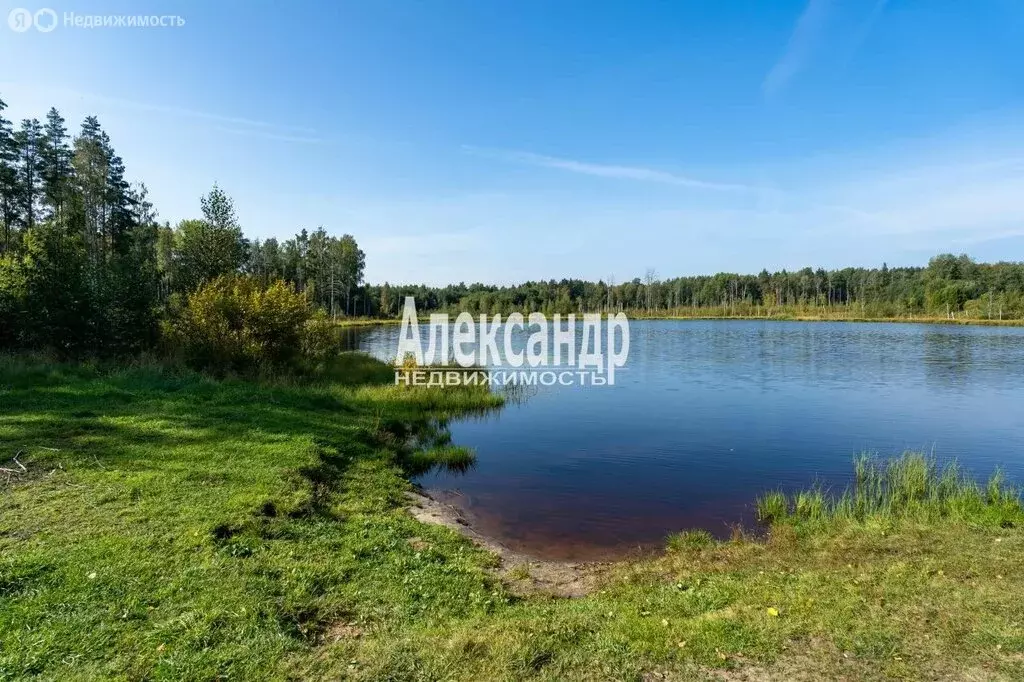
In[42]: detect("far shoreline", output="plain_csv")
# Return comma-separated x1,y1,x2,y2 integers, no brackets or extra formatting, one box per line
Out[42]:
335,313,1024,328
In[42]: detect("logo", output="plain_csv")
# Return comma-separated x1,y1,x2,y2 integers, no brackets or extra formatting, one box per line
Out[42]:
7,7,57,32
34,8,57,32
5,8,186,32
7,8,32,31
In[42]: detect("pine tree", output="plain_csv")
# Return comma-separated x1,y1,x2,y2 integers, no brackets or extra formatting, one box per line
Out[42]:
18,221,91,355
107,182,159,353
71,116,109,261
0,97,21,252
101,132,135,254
14,118,43,231
39,107,72,222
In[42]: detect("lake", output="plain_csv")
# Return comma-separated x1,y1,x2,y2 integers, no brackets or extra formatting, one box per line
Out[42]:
341,320,1024,560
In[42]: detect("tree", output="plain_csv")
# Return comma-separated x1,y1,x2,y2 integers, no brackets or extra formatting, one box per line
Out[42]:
283,228,309,291
0,97,20,252
168,185,248,293
261,238,283,282
155,222,175,299
644,268,657,311
39,107,72,222
171,219,243,293
104,182,160,353
17,222,92,354
336,234,365,316
200,184,243,237
102,132,135,254
379,282,393,317
14,118,43,231
306,226,332,309
71,116,109,261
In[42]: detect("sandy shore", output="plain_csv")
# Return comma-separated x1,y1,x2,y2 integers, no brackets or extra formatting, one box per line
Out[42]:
405,489,611,597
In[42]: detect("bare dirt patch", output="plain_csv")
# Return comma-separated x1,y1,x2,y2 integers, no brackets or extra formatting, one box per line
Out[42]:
325,621,363,643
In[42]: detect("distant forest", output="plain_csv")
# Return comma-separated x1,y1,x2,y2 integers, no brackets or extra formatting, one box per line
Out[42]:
370,255,1024,321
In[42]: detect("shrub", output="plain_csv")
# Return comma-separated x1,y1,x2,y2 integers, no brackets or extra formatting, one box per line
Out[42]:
166,275,337,375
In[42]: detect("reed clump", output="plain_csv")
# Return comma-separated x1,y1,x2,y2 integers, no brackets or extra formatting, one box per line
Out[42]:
757,452,1022,528
405,444,477,475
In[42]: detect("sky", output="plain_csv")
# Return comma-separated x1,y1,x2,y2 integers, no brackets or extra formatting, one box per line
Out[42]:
1,0,1023,285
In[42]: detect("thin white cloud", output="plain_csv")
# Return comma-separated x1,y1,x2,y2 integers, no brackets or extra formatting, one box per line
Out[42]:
0,82,317,134
460,118,1024,258
463,145,754,192
763,0,833,96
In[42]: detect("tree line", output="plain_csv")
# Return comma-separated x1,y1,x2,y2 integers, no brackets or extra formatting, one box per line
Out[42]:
367,255,1024,321
0,94,365,359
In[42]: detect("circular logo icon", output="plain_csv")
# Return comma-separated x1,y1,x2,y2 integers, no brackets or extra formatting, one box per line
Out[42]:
34,8,57,32
7,7,33,32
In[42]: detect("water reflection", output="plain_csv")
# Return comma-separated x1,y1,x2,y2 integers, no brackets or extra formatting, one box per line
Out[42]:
344,320,1024,560
922,331,973,389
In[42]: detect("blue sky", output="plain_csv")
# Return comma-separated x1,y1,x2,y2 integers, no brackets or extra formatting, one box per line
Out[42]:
2,0,1023,284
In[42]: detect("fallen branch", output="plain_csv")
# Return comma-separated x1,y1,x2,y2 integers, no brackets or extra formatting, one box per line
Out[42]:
2,451,31,483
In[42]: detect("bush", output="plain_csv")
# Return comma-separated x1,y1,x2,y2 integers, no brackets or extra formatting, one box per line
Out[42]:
166,275,337,375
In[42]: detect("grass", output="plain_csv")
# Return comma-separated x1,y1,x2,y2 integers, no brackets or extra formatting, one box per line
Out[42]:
2,356,1024,680
665,529,715,551
338,306,1024,327
757,453,1023,528
756,491,789,524
623,304,1024,326
404,445,477,476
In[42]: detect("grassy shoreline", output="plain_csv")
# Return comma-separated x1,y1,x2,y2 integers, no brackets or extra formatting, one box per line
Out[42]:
639,313,1024,326
2,355,1023,680
335,313,1024,328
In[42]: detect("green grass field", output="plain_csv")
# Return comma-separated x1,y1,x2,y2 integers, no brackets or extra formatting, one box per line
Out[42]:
2,355,1023,680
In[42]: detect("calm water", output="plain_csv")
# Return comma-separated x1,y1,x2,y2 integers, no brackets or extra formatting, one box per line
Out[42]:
342,320,1024,560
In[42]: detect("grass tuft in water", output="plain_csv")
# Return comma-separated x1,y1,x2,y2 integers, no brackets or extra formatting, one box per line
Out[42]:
405,444,477,475
755,490,789,524
666,529,715,551
758,452,1023,528
793,488,827,522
